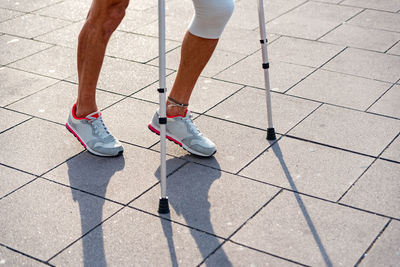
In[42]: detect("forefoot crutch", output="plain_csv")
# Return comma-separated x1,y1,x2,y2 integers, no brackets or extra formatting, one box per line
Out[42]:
157,0,169,214
257,0,276,140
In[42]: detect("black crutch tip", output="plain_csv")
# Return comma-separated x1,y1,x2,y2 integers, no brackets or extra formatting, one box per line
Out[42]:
158,197,170,214
266,128,276,140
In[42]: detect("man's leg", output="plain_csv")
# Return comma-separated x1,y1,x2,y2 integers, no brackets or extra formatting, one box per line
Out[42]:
76,0,129,117
67,0,128,157
149,0,234,157
166,31,218,117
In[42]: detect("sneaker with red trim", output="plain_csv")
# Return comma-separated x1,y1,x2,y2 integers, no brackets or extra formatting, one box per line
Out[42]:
148,109,216,157
66,104,123,157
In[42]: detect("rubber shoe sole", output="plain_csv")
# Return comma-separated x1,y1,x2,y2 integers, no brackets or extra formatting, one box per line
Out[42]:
66,123,123,157
148,123,216,157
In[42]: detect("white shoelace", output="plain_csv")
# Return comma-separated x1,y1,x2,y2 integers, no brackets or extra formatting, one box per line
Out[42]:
91,117,111,139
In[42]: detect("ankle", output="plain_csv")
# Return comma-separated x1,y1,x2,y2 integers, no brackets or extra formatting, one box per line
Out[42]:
166,106,187,117
75,103,98,118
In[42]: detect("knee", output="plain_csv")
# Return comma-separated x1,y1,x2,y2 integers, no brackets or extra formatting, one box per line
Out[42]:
189,0,234,39
102,0,129,37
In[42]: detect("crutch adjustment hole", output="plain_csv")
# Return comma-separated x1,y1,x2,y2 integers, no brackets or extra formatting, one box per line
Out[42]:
157,88,166,93
159,117,167,124
260,39,268,44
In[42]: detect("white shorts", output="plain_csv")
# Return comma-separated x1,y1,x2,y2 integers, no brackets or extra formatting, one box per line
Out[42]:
189,0,235,39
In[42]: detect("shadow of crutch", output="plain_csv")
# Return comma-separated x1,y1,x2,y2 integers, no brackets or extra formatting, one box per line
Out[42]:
270,140,333,267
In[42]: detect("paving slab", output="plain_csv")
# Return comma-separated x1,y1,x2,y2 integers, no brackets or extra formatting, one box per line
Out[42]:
127,0,159,12
152,115,274,173
266,2,362,40
118,9,157,33
68,56,163,95
44,143,185,204
0,8,23,22
10,46,76,80
148,47,247,78
0,118,83,175
239,136,373,201
340,159,400,219
233,0,307,24
0,13,71,39
368,84,400,118
34,21,83,49
0,108,30,133
50,207,223,266
359,220,400,267
381,135,400,162
134,73,242,113
131,162,280,237
215,53,315,92
268,36,344,68
0,165,35,199
206,86,320,133
348,9,400,32
34,0,91,22
107,31,180,63
134,0,192,41
289,104,400,156
323,48,400,83
231,190,388,266
0,67,58,107
288,69,391,110
320,24,400,52
341,0,400,12
0,178,121,261
203,241,301,267
8,81,123,124
0,35,51,65
100,97,160,147
217,26,277,55
387,41,400,55
0,246,47,267
0,0,62,12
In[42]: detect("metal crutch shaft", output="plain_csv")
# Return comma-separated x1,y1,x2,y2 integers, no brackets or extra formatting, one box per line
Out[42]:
257,0,276,140
158,0,169,214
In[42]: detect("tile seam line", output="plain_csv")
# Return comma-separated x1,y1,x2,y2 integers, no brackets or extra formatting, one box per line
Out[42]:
128,205,230,240
0,11,27,24
249,0,310,31
197,189,284,266
284,46,348,94
0,116,33,135
316,7,366,41
385,40,400,54
235,170,400,222
3,43,56,67
235,102,323,176
338,4,400,14
4,64,70,83
364,78,400,112
228,240,310,267
0,243,54,267
0,176,39,201
3,78,63,109
354,219,392,266
26,0,65,13
46,205,127,263
336,131,400,202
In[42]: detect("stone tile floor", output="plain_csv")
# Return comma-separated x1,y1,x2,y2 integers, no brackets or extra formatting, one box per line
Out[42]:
0,0,399,266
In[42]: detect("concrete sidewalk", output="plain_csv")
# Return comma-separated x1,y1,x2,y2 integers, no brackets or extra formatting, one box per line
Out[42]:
1,0,399,266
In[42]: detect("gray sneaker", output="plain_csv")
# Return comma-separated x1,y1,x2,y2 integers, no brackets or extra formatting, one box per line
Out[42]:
148,110,216,157
66,104,123,157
